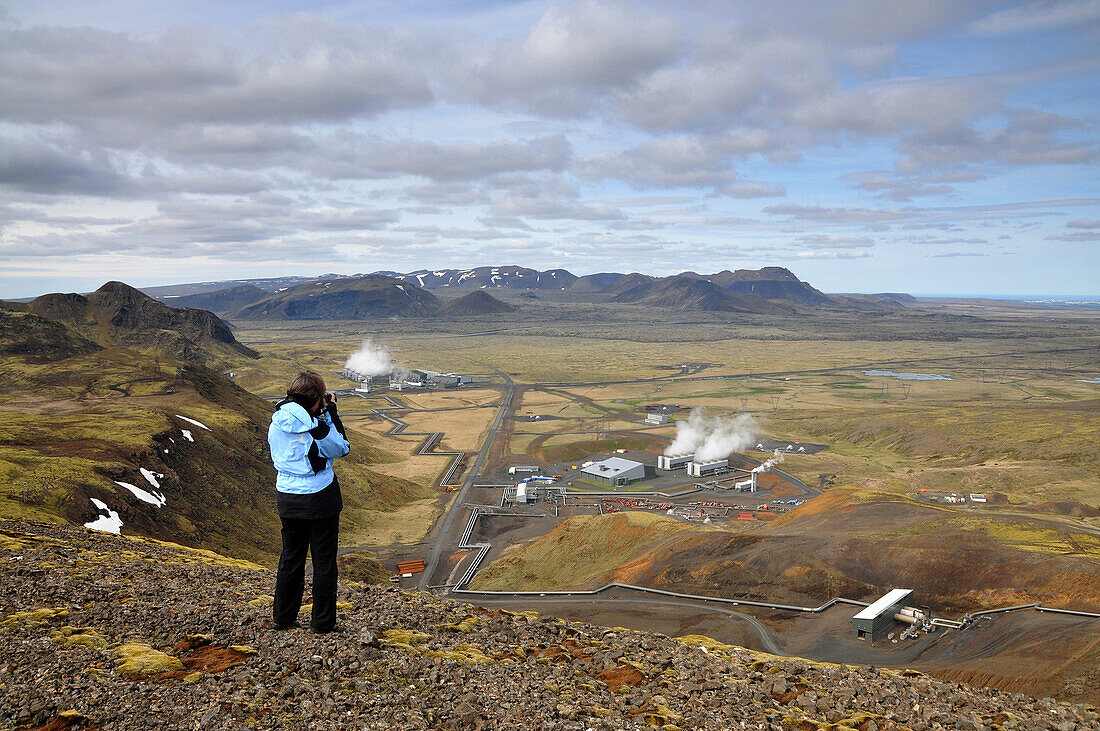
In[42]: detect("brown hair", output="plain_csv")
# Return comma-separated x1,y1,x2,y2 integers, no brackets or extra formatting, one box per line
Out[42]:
287,370,326,402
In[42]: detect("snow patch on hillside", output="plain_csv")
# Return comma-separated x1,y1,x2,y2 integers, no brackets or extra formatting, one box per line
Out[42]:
114,481,166,508
84,499,122,535
175,415,211,430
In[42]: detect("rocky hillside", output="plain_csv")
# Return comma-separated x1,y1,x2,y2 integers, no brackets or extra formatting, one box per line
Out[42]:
161,284,270,315
231,276,441,320
0,310,103,362
1,281,258,367
0,334,427,565
612,276,795,314
3,520,1094,731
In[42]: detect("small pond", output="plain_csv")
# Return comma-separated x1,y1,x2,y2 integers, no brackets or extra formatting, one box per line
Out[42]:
863,370,953,381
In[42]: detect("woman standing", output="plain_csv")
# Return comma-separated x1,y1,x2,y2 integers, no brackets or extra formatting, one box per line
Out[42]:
267,370,350,633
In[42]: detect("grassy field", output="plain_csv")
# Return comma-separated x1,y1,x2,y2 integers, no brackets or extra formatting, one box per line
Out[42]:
469,511,722,591
228,308,1098,540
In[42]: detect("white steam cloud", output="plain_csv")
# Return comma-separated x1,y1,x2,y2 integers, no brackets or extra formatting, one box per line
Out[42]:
752,449,785,473
664,408,758,462
344,339,395,377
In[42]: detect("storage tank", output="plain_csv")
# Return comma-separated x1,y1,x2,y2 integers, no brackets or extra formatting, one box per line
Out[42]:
893,607,927,625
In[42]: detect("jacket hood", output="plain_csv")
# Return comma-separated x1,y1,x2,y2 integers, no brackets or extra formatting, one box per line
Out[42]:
272,401,314,434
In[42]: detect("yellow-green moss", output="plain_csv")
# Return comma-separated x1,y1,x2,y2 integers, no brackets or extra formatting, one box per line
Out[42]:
50,626,108,649
675,634,736,656
134,538,267,571
1,606,68,629
438,616,479,632
424,643,493,665
645,702,684,727
0,533,30,550
229,645,257,655
184,672,204,684
113,643,185,675
381,628,432,646
248,595,274,608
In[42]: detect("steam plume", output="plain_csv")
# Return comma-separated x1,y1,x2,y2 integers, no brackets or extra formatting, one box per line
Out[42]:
344,339,394,377
752,449,785,473
665,408,757,462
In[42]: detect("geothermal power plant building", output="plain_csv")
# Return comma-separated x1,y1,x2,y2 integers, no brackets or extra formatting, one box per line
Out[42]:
657,454,694,470
580,458,646,486
852,589,915,641
687,459,729,478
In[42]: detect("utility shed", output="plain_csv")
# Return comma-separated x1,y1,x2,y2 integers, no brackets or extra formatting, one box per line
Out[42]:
852,588,913,641
580,457,646,486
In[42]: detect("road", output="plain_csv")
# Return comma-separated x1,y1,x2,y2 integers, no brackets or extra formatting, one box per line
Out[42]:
417,356,514,589
467,595,784,654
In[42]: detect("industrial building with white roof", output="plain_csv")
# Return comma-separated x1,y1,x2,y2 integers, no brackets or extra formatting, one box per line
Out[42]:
579,457,646,486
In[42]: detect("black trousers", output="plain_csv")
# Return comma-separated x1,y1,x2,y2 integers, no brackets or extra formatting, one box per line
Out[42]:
273,512,340,631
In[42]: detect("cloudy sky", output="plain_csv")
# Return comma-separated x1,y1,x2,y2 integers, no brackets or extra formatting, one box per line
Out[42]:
1,1,1098,298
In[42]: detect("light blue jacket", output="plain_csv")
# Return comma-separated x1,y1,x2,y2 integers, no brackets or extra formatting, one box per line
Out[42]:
268,402,350,494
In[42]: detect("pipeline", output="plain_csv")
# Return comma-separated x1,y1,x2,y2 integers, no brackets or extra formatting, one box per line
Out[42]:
442,507,1100,627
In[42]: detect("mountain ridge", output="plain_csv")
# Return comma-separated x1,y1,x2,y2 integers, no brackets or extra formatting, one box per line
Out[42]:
1,281,258,367
138,266,920,319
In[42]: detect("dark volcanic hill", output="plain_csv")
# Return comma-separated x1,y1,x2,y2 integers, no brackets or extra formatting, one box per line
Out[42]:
870,292,920,305
232,276,441,319
392,266,578,290
599,272,656,295
161,284,269,314
612,276,794,314
569,272,626,291
436,290,518,316
0,310,103,362
140,275,311,298
2,281,258,366
704,267,833,306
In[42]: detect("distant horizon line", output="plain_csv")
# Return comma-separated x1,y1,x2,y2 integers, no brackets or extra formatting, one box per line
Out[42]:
5,268,1098,303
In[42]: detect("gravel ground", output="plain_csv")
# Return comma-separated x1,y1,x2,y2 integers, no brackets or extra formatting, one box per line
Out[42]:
1,519,1097,731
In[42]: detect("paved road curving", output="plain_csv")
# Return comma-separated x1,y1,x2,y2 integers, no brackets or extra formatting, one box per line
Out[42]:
466,595,784,654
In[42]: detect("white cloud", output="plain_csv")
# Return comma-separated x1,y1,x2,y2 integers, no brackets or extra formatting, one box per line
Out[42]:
795,250,872,259
1047,230,1100,241
0,1,1097,297
464,0,682,115
798,234,875,248
967,0,1100,36
0,18,433,131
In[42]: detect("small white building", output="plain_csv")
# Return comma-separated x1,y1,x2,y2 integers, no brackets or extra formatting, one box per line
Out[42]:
580,458,646,486
646,412,669,425
734,473,757,492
